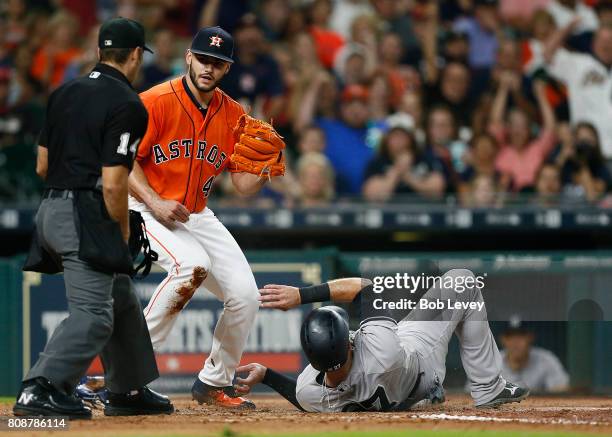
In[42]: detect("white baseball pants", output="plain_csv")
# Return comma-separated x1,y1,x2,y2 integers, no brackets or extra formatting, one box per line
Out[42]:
130,201,259,387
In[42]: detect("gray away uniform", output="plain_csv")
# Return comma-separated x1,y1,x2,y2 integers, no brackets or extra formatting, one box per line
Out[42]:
501,347,569,392
295,269,507,412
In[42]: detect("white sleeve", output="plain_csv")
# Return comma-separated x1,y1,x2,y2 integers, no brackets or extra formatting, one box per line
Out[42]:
577,3,599,33
547,48,581,83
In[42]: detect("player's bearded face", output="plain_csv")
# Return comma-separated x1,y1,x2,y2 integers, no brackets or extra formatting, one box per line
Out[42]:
188,52,229,92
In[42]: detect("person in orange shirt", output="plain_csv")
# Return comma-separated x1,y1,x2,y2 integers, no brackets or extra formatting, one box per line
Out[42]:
128,26,271,409
309,0,345,68
30,11,81,89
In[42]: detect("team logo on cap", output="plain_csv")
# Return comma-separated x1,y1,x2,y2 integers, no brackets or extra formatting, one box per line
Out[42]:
209,35,223,47
104,39,112,46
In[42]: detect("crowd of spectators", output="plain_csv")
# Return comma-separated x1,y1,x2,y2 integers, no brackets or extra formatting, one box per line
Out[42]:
2,0,612,209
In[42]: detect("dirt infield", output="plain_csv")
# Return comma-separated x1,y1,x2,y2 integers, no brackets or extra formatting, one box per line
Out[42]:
1,394,611,436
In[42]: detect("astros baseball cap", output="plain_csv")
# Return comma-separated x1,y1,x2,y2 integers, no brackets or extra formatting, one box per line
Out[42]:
190,26,234,64
98,17,153,53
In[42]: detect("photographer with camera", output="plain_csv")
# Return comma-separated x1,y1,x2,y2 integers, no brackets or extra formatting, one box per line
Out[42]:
553,122,612,203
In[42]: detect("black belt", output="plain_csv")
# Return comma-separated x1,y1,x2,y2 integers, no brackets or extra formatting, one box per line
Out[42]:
43,189,74,199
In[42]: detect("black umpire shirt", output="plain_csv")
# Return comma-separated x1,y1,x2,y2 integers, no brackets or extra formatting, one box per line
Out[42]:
39,63,148,189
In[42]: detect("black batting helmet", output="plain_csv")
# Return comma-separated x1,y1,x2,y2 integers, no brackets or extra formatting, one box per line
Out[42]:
324,305,349,325
300,307,350,372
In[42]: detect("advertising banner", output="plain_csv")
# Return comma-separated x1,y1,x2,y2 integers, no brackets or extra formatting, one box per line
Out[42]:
22,250,335,393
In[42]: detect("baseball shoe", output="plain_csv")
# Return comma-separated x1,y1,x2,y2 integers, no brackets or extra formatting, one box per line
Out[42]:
75,376,108,408
13,378,92,419
476,382,529,408
104,386,174,416
191,379,256,410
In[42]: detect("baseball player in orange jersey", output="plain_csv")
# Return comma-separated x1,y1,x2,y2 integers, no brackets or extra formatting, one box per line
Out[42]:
128,26,285,409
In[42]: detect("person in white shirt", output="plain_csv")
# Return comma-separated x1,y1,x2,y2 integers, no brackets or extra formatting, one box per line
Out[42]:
545,21,612,160
329,0,374,38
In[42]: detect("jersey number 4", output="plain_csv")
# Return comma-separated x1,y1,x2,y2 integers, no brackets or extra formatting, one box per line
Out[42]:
202,175,215,198
342,386,397,412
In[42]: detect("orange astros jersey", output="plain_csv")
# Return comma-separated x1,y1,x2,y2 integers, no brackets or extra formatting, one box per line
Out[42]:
136,76,245,213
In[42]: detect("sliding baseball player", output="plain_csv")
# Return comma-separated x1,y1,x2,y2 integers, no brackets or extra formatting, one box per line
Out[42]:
235,271,529,411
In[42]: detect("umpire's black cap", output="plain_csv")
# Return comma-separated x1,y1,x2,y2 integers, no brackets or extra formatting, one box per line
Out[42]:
190,26,234,64
301,307,350,372
99,17,153,53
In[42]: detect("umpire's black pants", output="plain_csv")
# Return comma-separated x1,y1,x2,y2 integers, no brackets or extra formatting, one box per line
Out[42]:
25,197,159,394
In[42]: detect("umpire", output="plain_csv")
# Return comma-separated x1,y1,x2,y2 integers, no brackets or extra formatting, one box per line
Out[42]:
14,18,173,419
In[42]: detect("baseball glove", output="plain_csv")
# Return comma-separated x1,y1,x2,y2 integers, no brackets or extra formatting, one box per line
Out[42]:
128,209,158,279
229,114,286,177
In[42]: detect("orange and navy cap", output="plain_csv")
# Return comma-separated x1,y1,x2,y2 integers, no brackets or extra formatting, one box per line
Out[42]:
190,26,234,64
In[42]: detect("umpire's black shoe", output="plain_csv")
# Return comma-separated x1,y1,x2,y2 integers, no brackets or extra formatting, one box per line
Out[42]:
476,382,530,408
13,378,92,419
104,386,174,416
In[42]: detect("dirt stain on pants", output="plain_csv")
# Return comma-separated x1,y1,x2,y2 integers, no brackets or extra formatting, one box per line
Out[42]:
168,266,208,314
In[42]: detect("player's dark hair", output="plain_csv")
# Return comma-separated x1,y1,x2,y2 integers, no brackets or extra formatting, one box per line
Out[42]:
99,47,135,65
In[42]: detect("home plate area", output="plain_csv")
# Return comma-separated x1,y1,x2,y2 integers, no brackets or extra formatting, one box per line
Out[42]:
2,393,611,436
